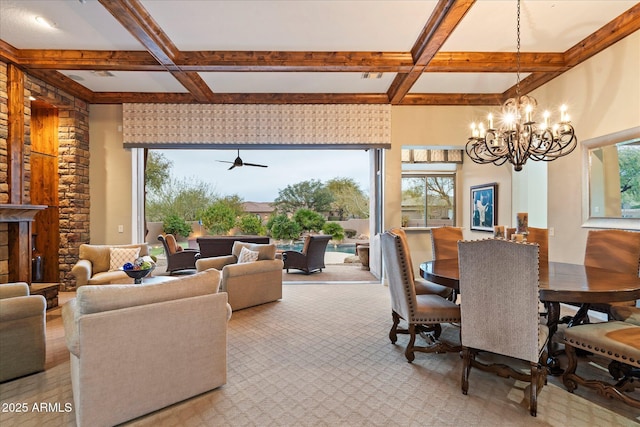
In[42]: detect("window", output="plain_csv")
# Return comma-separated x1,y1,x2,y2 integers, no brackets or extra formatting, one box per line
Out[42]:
401,174,456,228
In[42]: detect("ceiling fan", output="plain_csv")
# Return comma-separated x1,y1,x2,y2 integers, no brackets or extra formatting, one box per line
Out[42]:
216,150,268,170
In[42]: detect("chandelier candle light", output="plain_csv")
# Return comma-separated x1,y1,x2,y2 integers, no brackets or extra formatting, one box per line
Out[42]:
465,0,577,171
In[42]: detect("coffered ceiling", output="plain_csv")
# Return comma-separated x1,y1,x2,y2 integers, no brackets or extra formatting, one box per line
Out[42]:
1,0,638,105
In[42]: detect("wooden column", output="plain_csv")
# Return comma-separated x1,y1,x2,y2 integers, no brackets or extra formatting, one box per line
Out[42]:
7,64,25,204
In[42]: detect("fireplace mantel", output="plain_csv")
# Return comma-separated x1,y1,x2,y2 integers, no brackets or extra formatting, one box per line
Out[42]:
0,204,46,222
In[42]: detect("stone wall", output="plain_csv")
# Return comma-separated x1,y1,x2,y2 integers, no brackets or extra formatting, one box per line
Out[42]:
0,61,90,288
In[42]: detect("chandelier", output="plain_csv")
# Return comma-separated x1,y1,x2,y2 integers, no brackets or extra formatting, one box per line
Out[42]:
465,0,577,171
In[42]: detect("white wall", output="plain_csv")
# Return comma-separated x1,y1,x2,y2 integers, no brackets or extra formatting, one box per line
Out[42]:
536,31,640,263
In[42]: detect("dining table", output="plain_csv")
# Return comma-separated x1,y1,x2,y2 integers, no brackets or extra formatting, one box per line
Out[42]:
420,259,640,375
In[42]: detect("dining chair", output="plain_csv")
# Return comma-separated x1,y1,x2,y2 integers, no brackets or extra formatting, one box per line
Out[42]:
431,226,463,260
390,228,452,299
583,229,640,317
381,230,461,362
526,227,549,265
429,226,463,301
457,238,548,417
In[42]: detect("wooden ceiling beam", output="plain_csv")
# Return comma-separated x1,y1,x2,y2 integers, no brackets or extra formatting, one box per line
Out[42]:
90,92,391,105
97,0,215,102
426,52,566,72
25,69,96,103
388,0,475,104
399,93,502,106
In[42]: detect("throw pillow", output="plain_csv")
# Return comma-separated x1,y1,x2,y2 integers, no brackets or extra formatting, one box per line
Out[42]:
109,247,140,271
237,247,259,264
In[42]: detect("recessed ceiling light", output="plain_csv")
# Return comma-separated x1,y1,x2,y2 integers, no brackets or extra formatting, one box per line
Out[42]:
361,72,383,80
29,96,37,101
35,16,56,29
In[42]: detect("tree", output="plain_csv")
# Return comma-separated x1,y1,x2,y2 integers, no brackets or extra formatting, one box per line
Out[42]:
326,177,369,219
146,177,218,222
273,180,334,214
268,214,301,241
237,214,266,235
145,151,173,195
293,209,325,233
200,201,237,235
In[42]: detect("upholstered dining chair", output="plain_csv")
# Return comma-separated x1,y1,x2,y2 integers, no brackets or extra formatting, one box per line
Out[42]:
526,227,549,265
431,226,463,260
381,230,461,363
457,239,548,417
583,229,640,317
158,234,200,274
390,227,452,299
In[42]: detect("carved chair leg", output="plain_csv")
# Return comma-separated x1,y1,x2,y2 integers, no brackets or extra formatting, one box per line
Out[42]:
462,347,472,395
562,344,579,393
405,323,417,363
389,311,400,344
529,362,540,417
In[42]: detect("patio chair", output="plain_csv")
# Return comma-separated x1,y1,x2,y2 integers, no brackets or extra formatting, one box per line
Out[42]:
282,234,332,274
158,234,200,274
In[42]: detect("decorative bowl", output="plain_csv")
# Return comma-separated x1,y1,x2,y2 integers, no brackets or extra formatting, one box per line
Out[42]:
123,267,153,284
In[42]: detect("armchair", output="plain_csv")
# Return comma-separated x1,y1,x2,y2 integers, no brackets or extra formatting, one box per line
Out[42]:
196,242,283,310
158,233,199,274
0,282,46,383
282,234,332,274
62,269,230,427
457,239,548,417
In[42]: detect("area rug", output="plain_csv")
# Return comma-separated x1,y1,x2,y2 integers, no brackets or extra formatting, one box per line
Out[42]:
0,285,637,427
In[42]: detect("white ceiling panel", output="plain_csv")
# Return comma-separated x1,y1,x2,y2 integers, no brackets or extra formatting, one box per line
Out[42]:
58,70,188,93
199,72,397,93
0,0,143,50
441,1,639,52
141,0,438,51
410,72,531,93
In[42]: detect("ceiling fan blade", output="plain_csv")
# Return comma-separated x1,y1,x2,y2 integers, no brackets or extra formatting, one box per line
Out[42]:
216,160,234,164
228,164,236,170
243,162,268,168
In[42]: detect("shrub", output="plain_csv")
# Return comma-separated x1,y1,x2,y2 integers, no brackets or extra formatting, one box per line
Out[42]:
200,202,236,235
162,214,192,238
237,214,266,235
322,222,345,241
344,228,357,238
269,214,301,241
293,209,325,232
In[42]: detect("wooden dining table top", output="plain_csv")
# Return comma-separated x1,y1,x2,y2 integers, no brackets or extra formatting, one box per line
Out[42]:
420,259,640,304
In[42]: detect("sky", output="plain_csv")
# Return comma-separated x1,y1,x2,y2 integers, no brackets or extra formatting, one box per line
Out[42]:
157,149,371,202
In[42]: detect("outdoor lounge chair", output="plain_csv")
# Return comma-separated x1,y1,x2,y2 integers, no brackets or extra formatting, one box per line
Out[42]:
282,235,332,274
158,234,199,274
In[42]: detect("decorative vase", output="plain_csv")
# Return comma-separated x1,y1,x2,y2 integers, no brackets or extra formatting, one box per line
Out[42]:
31,234,44,282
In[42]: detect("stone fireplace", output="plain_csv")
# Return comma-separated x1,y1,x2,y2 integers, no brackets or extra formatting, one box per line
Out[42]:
0,61,90,289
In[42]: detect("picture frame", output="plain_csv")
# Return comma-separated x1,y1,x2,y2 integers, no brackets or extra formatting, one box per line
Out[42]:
470,183,498,232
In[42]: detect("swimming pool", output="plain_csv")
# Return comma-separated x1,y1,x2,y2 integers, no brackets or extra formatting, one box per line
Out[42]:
276,242,356,255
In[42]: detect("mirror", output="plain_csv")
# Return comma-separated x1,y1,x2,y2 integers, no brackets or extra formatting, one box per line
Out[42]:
582,126,640,230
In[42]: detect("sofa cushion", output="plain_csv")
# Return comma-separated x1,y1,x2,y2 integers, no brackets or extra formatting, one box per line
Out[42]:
79,244,150,274
76,268,221,315
238,247,259,264
109,247,140,271
232,242,276,260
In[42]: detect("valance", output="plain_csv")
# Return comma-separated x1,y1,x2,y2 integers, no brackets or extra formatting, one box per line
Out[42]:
122,104,391,149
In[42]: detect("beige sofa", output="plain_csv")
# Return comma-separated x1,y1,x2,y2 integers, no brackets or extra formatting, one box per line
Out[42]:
0,283,46,383
62,269,231,427
70,243,150,287
196,242,283,310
